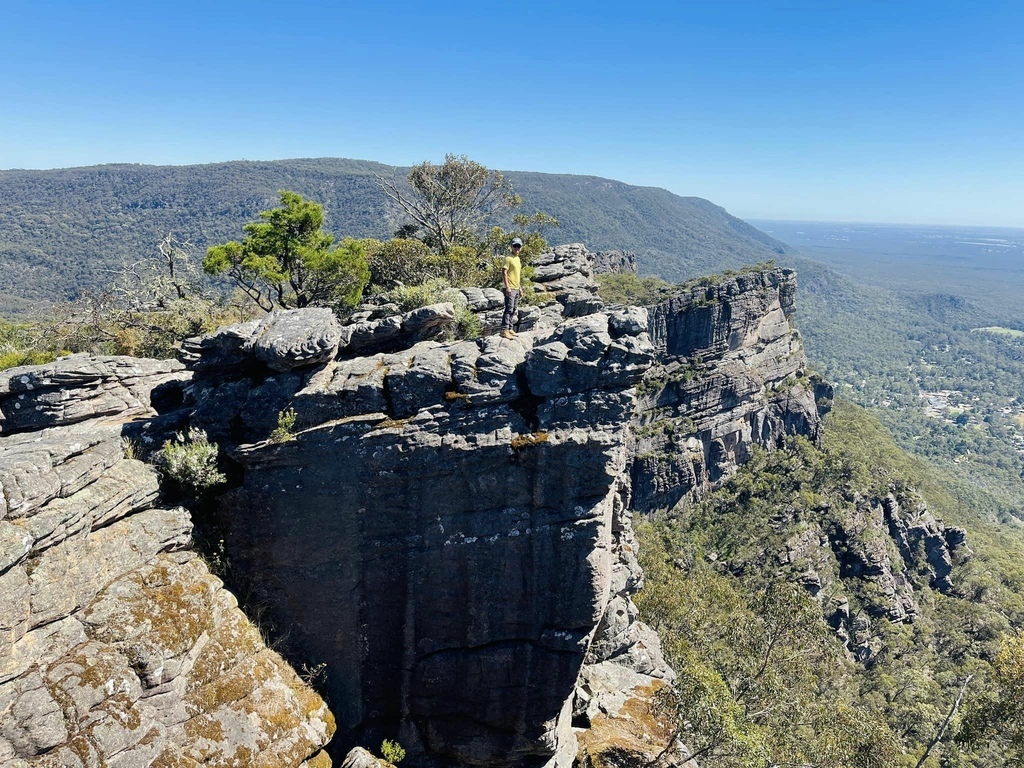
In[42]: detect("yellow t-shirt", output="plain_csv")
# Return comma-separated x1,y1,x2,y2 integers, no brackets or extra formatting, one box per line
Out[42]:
503,255,522,291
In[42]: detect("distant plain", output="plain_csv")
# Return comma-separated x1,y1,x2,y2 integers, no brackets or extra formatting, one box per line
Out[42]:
755,219,1024,324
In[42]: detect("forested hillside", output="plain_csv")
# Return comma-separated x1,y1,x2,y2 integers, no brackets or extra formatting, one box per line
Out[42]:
0,158,786,316
790,254,1024,524
638,400,1024,766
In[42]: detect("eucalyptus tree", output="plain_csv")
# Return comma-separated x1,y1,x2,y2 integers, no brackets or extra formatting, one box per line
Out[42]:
377,154,522,254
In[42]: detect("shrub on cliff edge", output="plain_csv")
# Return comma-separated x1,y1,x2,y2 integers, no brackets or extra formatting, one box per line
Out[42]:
157,428,226,491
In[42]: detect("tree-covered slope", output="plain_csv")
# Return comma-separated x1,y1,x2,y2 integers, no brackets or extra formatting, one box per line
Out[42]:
638,400,1024,766
790,254,1024,522
507,171,786,279
0,158,787,316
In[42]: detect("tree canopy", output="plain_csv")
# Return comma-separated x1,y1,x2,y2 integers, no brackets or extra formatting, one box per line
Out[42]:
203,190,369,311
377,154,521,254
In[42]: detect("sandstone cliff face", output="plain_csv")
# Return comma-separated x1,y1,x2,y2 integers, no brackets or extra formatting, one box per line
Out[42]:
170,248,823,767
633,271,826,513
0,246,828,768
0,357,334,767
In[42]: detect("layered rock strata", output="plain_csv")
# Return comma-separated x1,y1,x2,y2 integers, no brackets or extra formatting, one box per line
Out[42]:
201,311,667,767
0,246,833,768
173,252,822,767
0,359,334,766
632,270,828,513
0,355,189,435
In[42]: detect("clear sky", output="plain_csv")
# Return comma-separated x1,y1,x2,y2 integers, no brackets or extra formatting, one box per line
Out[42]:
1,1,1022,226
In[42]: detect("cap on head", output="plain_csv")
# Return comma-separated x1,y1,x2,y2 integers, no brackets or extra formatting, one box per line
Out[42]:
511,238,523,247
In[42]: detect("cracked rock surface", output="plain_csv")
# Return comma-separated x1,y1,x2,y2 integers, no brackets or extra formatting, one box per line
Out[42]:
1,248,837,768
0,359,333,767
175,253,824,767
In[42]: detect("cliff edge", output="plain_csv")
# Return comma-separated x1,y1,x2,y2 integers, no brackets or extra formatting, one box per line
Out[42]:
0,245,826,767
177,248,825,766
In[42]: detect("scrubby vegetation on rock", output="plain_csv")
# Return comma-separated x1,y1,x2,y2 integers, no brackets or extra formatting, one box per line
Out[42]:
157,428,227,492
0,156,566,364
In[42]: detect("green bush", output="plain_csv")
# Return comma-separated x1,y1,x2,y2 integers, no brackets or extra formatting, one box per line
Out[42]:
380,739,405,764
384,278,465,313
157,428,226,491
0,349,57,371
269,408,297,443
0,320,59,370
442,307,482,342
595,272,676,306
366,237,429,287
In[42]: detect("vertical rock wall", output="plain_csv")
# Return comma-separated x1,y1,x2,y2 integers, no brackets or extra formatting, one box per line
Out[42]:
182,257,822,767
0,251,827,768
211,299,661,766
633,269,828,512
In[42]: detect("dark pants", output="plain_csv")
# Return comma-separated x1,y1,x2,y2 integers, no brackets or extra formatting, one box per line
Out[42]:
501,289,521,331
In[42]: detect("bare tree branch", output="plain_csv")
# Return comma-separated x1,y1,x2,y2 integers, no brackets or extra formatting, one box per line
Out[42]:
914,675,973,768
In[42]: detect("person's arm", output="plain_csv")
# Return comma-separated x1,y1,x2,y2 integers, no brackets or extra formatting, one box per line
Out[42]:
502,261,511,292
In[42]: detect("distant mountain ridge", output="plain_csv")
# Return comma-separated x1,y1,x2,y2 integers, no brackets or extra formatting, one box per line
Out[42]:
0,157,787,316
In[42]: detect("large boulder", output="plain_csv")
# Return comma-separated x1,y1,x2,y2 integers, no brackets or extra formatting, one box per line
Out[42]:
340,303,456,355
178,318,262,371
246,308,343,372
182,308,344,373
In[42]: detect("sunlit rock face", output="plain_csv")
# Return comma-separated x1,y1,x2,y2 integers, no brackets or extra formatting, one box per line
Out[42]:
0,358,333,767
0,246,825,768
633,269,827,513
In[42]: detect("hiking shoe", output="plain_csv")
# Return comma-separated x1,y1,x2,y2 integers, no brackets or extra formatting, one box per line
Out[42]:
501,330,516,340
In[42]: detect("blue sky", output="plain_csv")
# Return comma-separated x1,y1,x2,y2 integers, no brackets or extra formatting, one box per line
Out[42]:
1,1,1022,226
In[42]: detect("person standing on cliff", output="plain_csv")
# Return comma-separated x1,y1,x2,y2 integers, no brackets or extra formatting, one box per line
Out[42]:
500,238,524,339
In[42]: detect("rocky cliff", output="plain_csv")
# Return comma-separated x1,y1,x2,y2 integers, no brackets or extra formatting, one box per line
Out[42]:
0,359,334,766
761,487,972,662
173,248,825,766
0,245,826,767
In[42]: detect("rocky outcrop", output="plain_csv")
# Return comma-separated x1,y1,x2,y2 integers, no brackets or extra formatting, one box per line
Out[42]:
204,316,665,767
165,254,822,767
339,303,457,355
881,493,970,595
632,269,827,512
528,244,606,320
733,486,972,662
0,358,333,766
0,355,189,434
1,247,834,768
590,249,638,276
